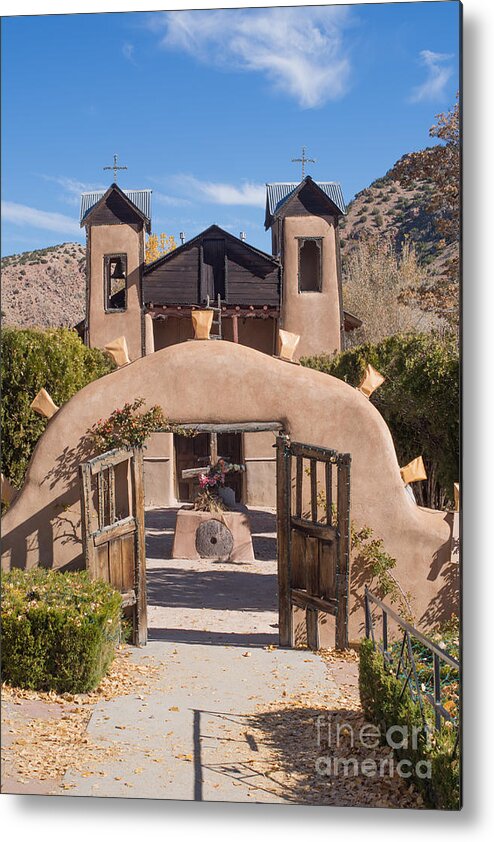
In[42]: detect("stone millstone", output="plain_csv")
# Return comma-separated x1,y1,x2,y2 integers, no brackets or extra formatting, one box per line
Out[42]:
195,519,234,559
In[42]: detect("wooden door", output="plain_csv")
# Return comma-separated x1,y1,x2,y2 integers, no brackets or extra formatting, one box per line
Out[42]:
175,432,243,504
80,447,147,646
276,435,351,650
175,433,210,502
217,432,243,503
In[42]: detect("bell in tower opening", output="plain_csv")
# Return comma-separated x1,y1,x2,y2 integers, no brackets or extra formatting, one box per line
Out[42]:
105,254,128,310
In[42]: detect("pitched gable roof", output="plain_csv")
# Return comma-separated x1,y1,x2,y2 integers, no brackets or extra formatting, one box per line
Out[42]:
80,183,152,232
265,176,346,229
143,223,279,274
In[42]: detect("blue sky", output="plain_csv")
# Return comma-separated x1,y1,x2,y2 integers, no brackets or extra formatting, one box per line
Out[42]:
1,2,460,256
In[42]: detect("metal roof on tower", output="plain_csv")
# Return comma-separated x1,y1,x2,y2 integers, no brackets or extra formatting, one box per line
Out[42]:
80,189,152,225
265,179,346,220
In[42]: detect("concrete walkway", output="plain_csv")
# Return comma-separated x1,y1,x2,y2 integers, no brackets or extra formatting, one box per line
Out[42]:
62,640,337,801
62,508,342,801
3,508,422,806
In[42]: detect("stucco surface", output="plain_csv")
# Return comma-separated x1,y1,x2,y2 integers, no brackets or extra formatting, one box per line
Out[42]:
1,340,457,639
282,216,341,359
88,224,143,361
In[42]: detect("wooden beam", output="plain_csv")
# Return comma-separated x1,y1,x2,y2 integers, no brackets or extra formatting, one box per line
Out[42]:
335,455,351,650
290,517,337,542
295,455,303,518
232,314,239,343
291,589,338,616
120,589,137,608
305,536,320,650
147,305,280,319
310,459,318,522
173,421,283,434
93,515,136,547
181,467,207,479
289,441,340,464
210,432,218,464
133,448,148,646
87,448,132,474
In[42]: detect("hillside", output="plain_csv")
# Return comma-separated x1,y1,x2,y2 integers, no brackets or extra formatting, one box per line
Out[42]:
339,169,457,277
1,243,86,329
1,163,457,330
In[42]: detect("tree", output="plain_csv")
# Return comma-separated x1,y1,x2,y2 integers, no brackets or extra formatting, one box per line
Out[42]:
389,97,460,324
301,332,459,510
145,233,177,264
1,328,115,488
342,235,437,347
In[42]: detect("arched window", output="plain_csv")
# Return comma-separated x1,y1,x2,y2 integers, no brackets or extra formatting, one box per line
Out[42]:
298,238,322,292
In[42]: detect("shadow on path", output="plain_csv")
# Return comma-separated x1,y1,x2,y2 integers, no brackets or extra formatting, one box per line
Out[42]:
145,506,279,648
148,628,278,646
147,566,277,613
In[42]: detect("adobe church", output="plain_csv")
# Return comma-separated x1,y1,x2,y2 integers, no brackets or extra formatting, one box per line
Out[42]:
79,172,360,508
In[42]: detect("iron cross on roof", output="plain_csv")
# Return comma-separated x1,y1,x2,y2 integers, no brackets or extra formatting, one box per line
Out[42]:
103,154,128,183
291,146,316,179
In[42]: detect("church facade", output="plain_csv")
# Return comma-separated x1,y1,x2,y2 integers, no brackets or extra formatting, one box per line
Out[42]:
79,176,360,508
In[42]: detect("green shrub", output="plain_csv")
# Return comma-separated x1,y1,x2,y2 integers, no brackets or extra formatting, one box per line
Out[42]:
359,638,460,809
1,568,121,693
1,327,115,488
301,333,459,507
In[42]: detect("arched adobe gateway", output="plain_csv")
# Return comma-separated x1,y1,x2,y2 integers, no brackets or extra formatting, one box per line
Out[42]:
1,340,457,643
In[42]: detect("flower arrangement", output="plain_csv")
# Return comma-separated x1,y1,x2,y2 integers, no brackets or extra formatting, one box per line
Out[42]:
198,458,245,490
194,459,245,512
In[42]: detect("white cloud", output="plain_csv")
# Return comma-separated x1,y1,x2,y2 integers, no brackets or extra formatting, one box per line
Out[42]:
40,175,106,206
154,191,192,207
122,42,136,63
174,175,265,207
1,201,80,235
152,7,353,108
410,50,454,103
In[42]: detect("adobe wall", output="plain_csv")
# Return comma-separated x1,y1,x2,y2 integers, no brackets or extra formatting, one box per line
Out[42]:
1,340,457,640
88,224,143,361
281,216,341,359
153,315,276,356
143,432,175,508
243,430,277,507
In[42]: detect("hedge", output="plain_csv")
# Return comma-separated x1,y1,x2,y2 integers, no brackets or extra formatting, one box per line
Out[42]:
301,332,459,508
1,327,115,489
1,568,121,693
359,638,460,810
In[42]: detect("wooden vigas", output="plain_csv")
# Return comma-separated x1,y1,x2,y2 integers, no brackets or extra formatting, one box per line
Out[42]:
276,436,351,650
79,447,147,645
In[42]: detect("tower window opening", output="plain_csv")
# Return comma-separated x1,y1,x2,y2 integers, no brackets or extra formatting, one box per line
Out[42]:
298,238,322,292
105,254,128,311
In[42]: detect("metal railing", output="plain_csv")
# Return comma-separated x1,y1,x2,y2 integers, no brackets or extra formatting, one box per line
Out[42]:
364,587,460,739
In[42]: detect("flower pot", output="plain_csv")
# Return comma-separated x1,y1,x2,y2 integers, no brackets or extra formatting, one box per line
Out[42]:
191,309,214,340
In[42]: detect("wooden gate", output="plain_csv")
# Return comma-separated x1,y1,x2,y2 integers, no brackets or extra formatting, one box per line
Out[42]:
276,435,351,650
79,447,147,645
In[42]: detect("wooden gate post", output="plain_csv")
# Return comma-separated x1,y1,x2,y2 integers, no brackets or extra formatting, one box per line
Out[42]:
133,448,148,646
276,436,293,647
335,454,351,650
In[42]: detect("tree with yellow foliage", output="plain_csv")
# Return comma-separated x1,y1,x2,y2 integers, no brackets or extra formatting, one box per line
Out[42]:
145,233,177,264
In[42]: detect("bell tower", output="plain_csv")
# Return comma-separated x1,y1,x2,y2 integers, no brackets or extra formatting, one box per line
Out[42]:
80,183,151,361
265,176,346,360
